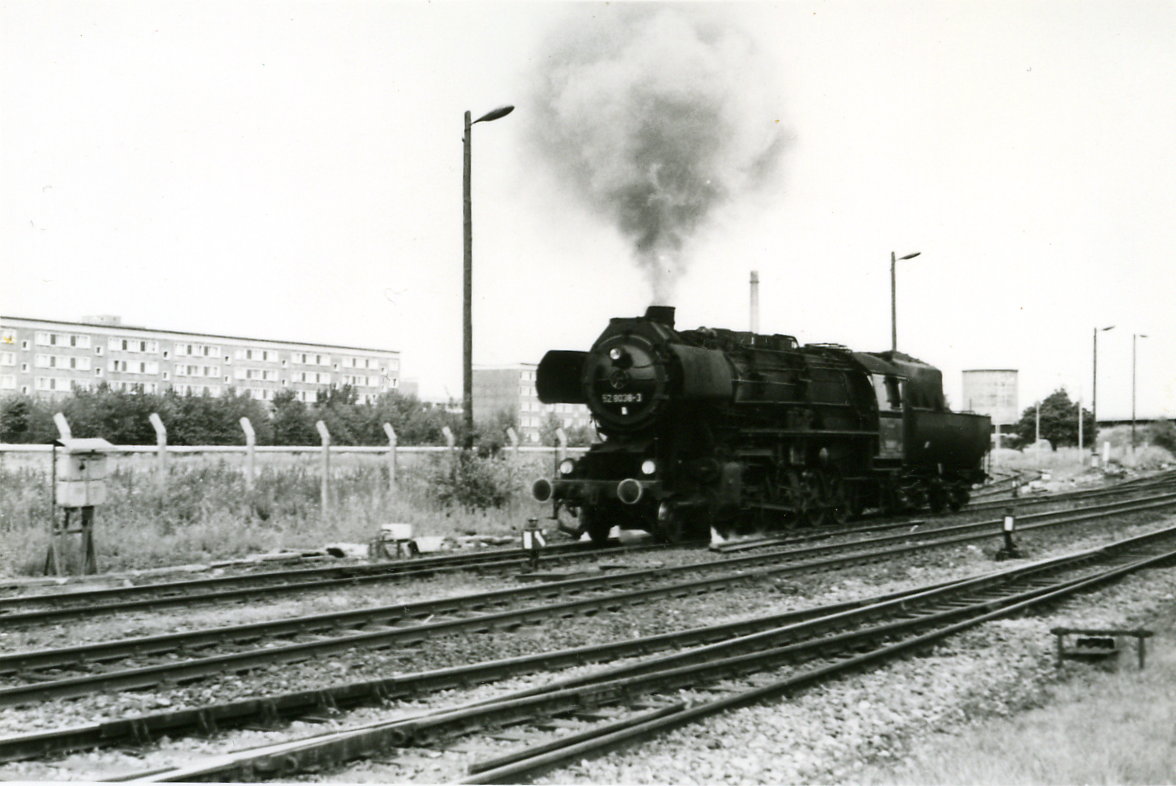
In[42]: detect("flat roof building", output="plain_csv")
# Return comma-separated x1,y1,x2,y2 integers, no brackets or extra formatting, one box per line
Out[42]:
0,314,399,404
962,369,1019,426
472,363,594,444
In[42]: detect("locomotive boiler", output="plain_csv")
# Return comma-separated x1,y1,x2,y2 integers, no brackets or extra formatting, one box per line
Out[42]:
531,306,990,544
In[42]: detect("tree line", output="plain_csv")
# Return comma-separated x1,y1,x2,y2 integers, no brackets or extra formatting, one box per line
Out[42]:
1008,388,1176,454
0,384,595,448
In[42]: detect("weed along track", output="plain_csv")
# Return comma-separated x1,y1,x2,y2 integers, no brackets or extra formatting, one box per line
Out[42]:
85,526,1176,783
3,492,1174,708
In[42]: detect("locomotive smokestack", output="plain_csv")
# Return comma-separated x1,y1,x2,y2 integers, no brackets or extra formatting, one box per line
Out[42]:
749,270,760,334
644,305,676,329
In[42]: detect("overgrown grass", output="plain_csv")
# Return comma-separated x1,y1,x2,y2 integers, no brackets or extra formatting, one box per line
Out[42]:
991,426,1174,482
860,622,1176,785
0,452,557,577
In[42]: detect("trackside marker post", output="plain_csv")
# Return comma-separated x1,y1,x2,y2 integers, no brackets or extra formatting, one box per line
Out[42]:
995,507,1024,560
523,517,546,571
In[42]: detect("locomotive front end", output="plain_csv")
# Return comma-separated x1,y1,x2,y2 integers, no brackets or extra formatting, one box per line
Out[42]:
532,306,733,543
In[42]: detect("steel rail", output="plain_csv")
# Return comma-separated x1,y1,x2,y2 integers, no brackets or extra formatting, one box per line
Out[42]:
0,539,679,624
0,574,981,762
460,542,1176,784
9,524,1172,767
117,532,1176,783
713,488,1176,554
2,492,1174,707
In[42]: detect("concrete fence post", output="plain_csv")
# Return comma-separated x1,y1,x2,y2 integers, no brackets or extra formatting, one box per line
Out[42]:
382,422,398,493
148,413,168,481
441,425,456,469
53,412,72,442
555,427,568,464
316,420,331,522
506,427,519,463
240,417,256,491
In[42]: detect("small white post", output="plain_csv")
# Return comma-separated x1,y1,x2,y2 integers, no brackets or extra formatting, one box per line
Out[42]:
148,412,168,480
316,420,331,521
441,425,457,471
1102,440,1111,466
382,422,398,493
555,427,568,463
1077,397,1083,452
53,412,72,442
506,427,520,463
240,417,256,491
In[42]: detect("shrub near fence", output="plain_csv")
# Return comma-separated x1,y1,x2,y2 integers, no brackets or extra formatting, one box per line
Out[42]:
0,427,583,578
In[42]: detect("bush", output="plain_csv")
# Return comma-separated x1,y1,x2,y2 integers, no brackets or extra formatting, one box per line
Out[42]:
426,452,520,512
1148,419,1176,454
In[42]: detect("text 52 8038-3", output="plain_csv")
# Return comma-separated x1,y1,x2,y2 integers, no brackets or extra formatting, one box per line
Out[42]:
601,393,643,404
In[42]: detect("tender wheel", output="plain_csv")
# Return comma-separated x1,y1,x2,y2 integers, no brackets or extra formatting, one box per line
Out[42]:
927,482,948,514
579,507,611,546
947,483,970,512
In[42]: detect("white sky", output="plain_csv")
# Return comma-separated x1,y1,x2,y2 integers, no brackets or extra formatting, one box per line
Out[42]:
3,1,1174,420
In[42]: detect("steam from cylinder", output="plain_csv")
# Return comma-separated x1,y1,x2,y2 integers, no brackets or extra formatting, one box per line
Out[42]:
529,6,789,302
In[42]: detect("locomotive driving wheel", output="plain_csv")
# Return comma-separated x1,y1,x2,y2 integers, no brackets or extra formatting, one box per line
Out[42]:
579,506,612,546
826,470,850,526
787,470,828,527
654,501,689,543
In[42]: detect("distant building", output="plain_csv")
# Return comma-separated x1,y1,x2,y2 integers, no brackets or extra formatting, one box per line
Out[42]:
962,369,1019,426
472,363,594,444
0,314,400,404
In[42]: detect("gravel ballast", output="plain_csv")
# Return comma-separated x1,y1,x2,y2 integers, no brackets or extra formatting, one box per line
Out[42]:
0,511,1173,782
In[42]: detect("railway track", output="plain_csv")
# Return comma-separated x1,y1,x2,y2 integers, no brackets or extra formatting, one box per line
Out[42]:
0,537,685,625
4,471,1169,626
0,490,1173,712
100,523,1176,783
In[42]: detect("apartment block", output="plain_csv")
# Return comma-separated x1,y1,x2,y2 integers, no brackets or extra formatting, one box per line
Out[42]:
0,315,400,404
472,363,594,444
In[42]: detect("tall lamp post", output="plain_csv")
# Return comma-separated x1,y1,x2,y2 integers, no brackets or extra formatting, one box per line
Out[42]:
1132,333,1149,452
890,251,922,352
1091,324,1115,456
463,104,514,448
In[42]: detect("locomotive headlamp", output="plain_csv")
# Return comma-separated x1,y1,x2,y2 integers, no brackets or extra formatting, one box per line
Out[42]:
608,347,633,369
641,459,657,476
559,458,576,476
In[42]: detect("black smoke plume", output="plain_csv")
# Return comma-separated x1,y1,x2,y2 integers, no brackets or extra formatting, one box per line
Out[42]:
530,6,788,301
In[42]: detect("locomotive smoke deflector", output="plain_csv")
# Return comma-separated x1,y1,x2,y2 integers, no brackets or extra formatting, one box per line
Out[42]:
536,350,588,404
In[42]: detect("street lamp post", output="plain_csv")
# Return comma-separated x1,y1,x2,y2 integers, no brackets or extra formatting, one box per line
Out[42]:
1091,325,1115,457
1132,333,1149,452
463,104,514,449
890,251,922,352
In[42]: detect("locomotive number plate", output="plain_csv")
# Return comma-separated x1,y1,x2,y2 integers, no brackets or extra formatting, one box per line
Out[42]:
602,392,643,404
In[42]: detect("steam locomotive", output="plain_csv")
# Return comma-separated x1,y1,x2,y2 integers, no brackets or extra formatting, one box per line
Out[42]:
531,306,990,544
